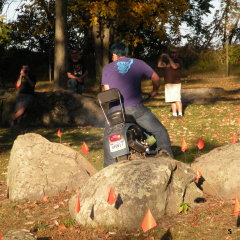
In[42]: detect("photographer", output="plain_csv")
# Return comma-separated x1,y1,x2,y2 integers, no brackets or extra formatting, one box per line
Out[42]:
9,65,36,126
158,49,183,118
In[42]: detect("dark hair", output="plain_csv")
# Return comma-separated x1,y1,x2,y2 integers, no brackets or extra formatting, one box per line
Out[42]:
110,42,129,57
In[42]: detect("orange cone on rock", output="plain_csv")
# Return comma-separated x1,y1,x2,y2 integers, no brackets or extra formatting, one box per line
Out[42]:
194,168,203,182
234,198,240,216
107,187,117,205
141,208,157,232
75,194,81,213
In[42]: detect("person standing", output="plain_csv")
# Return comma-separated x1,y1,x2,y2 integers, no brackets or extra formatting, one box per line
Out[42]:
158,49,183,118
67,49,88,94
101,42,173,167
10,65,36,126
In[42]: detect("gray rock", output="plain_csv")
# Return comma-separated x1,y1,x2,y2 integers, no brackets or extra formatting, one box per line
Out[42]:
191,142,240,200
182,87,226,104
7,133,97,201
3,230,36,240
69,158,202,231
1,90,105,127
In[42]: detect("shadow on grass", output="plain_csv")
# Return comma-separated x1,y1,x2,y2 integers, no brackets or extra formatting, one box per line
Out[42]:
172,140,222,164
0,126,104,153
161,228,173,240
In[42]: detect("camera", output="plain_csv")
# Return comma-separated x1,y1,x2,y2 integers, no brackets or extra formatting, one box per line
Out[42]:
162,55,169,64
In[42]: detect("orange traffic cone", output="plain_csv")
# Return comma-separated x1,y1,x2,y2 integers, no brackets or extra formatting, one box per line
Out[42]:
82,141,89,155
234,198,240,216
75,194,80,213
57,129,62,138
197,138,204,150
181,138,187,152
107,187,117,205
141,208,157,233
232,133,238,144
194,168,203,182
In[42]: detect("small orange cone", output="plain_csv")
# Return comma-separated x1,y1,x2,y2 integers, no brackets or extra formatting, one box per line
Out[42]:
0,234,2,240
197,138,204,150
141,208,157,233
107,187,117,205
194,168,203,182
82,141,89,155
75,194,80,213
57,129,62,138
232,133,238,144
234,198,240,216
181,138,187,152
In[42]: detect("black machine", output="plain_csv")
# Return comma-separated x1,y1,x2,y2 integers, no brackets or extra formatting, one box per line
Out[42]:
97,88,157,162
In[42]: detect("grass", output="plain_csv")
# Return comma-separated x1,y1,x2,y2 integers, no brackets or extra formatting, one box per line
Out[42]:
0,75,240,239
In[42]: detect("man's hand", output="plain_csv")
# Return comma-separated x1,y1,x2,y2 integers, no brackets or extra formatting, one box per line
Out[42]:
20,67,29,78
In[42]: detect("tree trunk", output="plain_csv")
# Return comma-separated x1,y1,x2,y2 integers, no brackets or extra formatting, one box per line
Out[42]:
54,0,68,90
102,25,110,67
92,23,102,90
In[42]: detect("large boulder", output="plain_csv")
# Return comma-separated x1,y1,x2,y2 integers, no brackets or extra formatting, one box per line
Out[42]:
191,143,240,200
7,133,97,201
69,158,202,231
1,90,105,127
182,87,226,104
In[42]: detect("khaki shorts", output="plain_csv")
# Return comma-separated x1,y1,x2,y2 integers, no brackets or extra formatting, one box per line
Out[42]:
165,83,181,102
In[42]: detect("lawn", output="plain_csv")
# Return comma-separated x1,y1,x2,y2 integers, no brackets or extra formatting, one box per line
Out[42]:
0,75,240,239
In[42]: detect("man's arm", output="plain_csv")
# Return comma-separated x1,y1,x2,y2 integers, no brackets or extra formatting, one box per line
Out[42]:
67,72,83,83
157,54,168,68
16,69,35,88
150,71,160,98
167,55,180,69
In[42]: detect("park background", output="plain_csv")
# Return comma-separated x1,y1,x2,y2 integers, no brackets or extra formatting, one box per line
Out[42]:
0,0,240,88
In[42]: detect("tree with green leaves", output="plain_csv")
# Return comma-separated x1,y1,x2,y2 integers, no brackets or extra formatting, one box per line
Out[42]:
6,0,215,88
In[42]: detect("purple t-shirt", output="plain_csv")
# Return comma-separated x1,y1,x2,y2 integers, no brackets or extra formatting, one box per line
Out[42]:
102,57,154,107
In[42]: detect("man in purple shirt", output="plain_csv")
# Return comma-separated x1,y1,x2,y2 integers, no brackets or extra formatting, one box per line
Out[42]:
101,42,173,167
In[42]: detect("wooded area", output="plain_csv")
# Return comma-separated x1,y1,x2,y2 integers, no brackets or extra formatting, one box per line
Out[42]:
0,0,240,88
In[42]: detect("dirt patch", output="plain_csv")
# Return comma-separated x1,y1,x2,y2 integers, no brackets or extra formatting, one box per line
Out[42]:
1,177,240,239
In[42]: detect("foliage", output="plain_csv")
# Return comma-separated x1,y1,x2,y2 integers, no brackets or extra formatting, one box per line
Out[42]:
7,0,214,57
178,202,191,214
0,15,11,45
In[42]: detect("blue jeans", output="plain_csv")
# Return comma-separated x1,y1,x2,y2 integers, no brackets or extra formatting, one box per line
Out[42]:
68,78,84,94
103,105,173,167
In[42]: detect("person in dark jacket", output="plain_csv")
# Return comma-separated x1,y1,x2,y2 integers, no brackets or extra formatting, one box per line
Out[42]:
10,65,36,126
